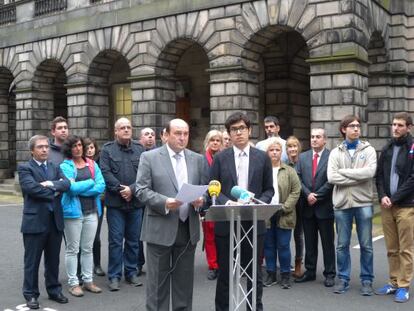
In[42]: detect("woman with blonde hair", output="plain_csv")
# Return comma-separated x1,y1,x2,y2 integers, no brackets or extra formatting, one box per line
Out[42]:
286,136,305,278
263,137,301,289
202,129,223,280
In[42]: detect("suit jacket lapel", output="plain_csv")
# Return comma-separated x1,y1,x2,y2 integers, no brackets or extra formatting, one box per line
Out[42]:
160,145,179,191
248,148,257,189
305,150,313,185
30,158,46,181
315,149,328,179
185,149,194,185
226,148,238,186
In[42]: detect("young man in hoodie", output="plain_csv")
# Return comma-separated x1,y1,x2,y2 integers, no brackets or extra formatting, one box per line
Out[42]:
375,112,414,303
48,116,69,165
327,115,377,296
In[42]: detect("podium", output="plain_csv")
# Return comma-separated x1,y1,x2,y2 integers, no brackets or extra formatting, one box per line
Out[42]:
205,203,282,311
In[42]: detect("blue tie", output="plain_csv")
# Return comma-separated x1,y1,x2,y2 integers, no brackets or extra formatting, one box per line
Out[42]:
40,163,47,177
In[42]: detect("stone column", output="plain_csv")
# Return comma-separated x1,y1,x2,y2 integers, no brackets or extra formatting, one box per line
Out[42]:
308,56,369,150
130,74,176,139
66,82,110,145
0,94,10,179
209,66,260,140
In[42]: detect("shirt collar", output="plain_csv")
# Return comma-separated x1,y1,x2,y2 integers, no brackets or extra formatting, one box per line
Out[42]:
233,144,250,157
312,148,324,157
33,158,47,166
166,144,185,159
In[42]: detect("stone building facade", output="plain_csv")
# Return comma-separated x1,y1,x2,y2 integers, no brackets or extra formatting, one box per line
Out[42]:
0,0,413,179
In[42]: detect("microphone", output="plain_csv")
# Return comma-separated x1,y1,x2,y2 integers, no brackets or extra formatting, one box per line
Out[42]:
208,180,221,206
230,186,267,205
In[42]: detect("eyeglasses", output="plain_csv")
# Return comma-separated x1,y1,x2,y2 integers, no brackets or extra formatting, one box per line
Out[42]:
229,126,249,134
346,124,361,129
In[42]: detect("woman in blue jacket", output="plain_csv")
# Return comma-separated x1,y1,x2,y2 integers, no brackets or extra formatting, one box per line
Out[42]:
60,135,105,297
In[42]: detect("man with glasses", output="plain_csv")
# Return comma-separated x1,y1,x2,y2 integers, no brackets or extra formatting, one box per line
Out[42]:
100,117,145,291
256,115,288,162
210,112,274,311
327,115,377,296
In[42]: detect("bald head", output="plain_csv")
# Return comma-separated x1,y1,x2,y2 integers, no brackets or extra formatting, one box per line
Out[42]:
139,127,156,150
166,119,189,153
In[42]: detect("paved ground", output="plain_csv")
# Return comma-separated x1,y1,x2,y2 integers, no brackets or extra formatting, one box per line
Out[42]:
0,200,412,311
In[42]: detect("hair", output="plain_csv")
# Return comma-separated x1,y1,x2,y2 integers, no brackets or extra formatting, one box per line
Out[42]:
311,128,327,139
224,112,251,133
286,136,302,154
264,115,280,126
262,137,284,153
83,137,99,160
28,135,49,151
61,135,83,159
339,115,360,138
203,130,223,151
393,112,413,126
51,116,68,130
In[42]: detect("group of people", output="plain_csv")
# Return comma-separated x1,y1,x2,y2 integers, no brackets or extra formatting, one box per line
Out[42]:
18,111,413,310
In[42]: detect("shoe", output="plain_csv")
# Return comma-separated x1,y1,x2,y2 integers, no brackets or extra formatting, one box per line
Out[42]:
264,271,277,287
333,279,349,294
26,297,39,309
68,285,84,297
280,273,291,289
324,276,335,287
292,258,304,278
108,279,120,291
375,284,397,295
126,274,143,287
137,266,146,276
360,280,374,296
394,288,410,303
207,269,218,280
294,272,316,283
48,292,68,304
94,265,106,277
83,282,102,293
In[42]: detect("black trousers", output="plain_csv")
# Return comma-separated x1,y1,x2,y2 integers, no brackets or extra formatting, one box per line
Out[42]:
23,212,63,300
215,234,264,311
302,216,336,278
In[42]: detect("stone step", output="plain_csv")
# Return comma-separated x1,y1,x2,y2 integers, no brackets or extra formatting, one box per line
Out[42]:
0,178,19,196
0,178,16,185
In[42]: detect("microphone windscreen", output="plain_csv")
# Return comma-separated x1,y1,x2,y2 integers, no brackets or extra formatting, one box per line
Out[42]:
230,185,244,199
208,180,221,197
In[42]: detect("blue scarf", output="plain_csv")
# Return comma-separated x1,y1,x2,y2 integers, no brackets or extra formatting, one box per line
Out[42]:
344,139,360,150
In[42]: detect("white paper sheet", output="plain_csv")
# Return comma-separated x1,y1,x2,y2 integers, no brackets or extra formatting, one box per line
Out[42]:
175,183,208,204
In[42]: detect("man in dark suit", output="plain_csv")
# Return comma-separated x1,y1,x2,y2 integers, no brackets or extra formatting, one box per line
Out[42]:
295,128,336,287
210,112,274,311
18,135,71,309
136,118,208,311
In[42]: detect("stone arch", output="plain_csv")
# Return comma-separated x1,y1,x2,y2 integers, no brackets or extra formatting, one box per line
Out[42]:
240,25,310,146
364,1,391,54
87,49,131,142
32,59,68,127
366,31,391,151
0,67,16,179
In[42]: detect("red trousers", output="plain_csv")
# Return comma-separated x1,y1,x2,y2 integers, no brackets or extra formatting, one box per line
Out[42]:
202,221,218,270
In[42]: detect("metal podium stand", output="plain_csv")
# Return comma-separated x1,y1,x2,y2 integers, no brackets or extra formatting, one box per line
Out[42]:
205,204,282,311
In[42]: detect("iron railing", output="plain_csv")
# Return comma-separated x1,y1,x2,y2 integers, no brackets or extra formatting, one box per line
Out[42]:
34,0,67,16
0,2,16,25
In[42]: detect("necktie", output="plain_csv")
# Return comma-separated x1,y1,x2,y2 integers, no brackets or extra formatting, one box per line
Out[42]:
237,151,248,190
312,153,319,189
40,163,48,177
174,153,188,221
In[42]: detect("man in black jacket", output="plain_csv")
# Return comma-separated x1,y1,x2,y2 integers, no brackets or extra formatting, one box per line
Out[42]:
375,112,414,303
100,117,145,291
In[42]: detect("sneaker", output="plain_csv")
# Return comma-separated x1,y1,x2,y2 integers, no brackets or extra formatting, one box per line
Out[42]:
207,269,218,281
375,284,397,295
83,282,102,294
280,273,291,289
333,279,349,294
108,278,120,292
125,274,143,287
394,288,410,303
68,285,84,297
360,280,374,296
264,271,277,287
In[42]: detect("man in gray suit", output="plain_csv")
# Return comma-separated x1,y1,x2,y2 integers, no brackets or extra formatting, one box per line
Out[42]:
135,118,208,311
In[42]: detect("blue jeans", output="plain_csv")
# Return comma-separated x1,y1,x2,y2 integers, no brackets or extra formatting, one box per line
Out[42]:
264,222,292,274
334,206,374,283
107,208,142,280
